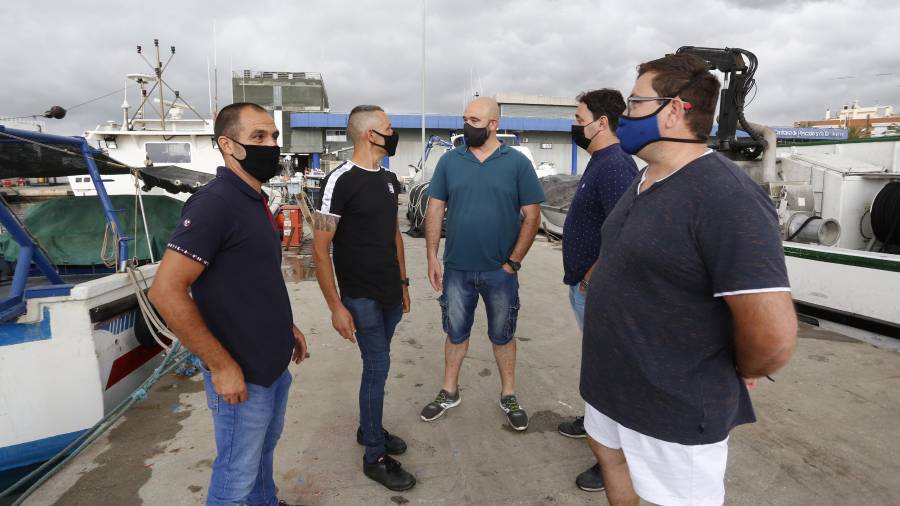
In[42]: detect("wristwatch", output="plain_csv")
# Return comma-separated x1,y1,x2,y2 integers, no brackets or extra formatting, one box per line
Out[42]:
400,278,410,286
505,259,522,272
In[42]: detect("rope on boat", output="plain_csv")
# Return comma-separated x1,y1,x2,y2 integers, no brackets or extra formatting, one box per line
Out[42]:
100,222,119,269
407,181,431,236
127,264,178,352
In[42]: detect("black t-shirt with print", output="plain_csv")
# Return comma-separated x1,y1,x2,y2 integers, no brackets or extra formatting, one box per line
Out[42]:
319,162,402,305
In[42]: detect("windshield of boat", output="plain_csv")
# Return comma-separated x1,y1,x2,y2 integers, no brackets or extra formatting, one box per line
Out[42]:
145,142,192,164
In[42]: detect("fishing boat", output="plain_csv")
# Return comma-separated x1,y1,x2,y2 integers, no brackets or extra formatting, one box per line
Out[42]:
69,40,219,200
772,139,900,330
0,125,172,476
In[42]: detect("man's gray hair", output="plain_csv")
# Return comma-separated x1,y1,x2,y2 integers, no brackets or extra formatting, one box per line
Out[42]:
347,104,385,143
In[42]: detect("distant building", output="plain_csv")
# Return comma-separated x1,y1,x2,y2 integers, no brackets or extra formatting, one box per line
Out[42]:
798,101,900,137
288,94,589,177
230,70,330,154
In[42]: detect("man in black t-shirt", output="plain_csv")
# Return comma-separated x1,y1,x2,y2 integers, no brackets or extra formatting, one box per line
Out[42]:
312,105,416,492
580,55,797,505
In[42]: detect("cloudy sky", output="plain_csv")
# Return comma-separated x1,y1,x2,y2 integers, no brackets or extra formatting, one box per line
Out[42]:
1,0,897,134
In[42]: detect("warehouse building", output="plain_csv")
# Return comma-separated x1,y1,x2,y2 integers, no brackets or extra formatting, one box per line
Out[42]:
288,94,590,177
231,71,590,177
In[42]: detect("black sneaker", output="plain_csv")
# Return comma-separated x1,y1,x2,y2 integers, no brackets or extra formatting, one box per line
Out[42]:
499,394,528,431
558,416,586,438
576,464,605,492
356,427,408,455
363,454,417,491
420,389,460,421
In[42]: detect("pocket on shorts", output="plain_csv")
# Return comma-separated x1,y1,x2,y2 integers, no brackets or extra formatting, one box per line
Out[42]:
502,295,521,341
438,292,451,334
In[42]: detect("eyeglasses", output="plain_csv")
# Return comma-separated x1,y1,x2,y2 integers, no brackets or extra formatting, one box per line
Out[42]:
625,96,693,115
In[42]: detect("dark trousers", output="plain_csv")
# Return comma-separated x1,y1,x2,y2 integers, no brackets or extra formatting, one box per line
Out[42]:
342,296,403,462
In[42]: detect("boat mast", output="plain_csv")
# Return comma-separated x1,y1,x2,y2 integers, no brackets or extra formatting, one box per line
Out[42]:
213,20,219,119
154,40,167,130
420,1,426,172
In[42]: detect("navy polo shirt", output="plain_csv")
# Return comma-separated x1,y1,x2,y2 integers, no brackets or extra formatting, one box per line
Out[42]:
167,167,295,387
428,144,545,271
562,143,638,285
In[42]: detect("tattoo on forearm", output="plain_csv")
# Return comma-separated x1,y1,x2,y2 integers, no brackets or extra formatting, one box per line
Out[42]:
311,211,339,232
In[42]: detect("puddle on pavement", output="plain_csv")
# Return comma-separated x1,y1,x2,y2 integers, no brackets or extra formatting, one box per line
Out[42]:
282,254,317,282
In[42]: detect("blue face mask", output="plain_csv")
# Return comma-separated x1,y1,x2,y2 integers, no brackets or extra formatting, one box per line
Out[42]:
617,101,707,155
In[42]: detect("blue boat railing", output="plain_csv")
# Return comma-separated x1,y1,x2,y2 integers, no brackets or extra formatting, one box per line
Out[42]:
0,125,130,322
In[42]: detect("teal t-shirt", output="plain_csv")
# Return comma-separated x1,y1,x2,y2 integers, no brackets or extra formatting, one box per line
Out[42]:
428,144,545,271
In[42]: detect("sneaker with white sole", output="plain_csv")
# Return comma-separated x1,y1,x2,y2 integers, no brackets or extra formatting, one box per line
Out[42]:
499,394,528,431
420,389,460,421
558,416,587,438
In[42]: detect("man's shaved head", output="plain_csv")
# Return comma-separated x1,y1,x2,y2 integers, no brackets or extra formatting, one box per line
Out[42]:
465,97,500,121
347,105,385,144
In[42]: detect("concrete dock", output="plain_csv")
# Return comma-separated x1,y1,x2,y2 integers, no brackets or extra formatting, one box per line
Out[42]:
24,203,900,505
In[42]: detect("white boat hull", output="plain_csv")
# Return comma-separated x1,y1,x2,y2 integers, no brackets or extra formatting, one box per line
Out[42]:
539,204,567,236
784,243,900,327
0,264,164,472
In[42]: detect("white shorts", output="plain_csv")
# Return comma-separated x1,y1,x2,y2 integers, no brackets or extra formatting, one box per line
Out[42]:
584,402,729,506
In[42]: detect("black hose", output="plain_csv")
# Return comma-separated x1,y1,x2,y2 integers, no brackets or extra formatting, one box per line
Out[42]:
871,182,900,251
786,215,820,242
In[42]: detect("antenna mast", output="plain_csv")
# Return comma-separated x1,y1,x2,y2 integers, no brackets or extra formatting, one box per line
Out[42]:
213,20,219,118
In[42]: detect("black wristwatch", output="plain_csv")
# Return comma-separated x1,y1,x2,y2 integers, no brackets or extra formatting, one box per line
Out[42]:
505,259,522,272
400,277,410,286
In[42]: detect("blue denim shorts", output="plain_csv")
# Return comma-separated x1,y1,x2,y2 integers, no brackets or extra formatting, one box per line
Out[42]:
439,267,520,345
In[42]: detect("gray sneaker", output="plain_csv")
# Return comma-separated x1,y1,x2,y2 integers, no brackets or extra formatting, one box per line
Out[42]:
576,463,605,492
420,389,461,421
499,394,528,431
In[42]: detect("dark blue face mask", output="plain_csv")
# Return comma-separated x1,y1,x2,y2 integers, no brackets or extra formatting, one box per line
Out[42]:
617,100,707,155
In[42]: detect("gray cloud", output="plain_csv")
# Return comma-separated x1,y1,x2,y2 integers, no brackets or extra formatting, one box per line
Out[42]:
1,0,897,135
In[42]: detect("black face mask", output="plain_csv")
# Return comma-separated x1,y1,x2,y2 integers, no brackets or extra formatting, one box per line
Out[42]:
463,122,490,148
227,138,281,182
571,118,601,151
371,130,399,157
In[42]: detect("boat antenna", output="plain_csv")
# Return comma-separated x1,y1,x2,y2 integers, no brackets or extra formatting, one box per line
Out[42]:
420,0,426,172
207,57,213,119
155,40,169,129
121,79,130,130
129,40,206,127
213,20,219,119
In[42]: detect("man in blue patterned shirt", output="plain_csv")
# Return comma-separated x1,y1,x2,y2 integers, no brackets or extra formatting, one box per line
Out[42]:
556,89,638,493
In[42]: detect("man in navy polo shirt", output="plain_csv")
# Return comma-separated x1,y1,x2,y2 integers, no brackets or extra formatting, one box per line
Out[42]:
420,97,545,432
581,54,797,506
150,102,307,506
556,89,638,493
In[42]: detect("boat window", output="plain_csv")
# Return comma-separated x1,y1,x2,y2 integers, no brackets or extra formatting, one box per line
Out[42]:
145,142,192,164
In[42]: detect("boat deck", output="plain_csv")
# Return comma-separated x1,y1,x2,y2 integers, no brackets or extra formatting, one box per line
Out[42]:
22,199,900,506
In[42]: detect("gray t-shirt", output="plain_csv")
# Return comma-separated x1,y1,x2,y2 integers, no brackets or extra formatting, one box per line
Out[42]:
580,151,790,445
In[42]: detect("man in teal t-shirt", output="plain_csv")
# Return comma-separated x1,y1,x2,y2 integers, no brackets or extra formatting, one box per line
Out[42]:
420,97,545,431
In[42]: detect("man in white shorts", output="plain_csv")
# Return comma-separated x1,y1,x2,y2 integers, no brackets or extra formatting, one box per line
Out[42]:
579,53,798,505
